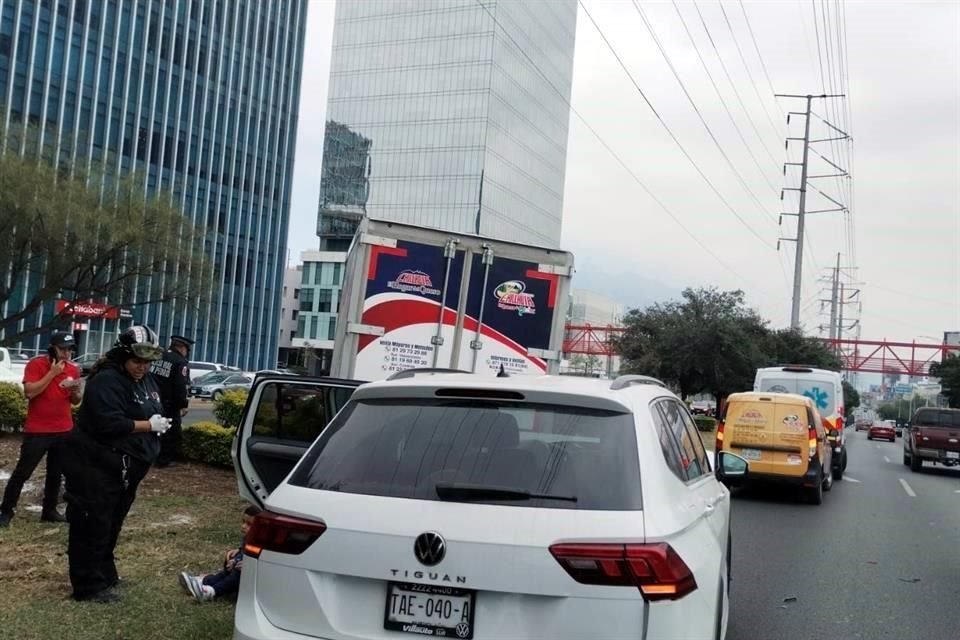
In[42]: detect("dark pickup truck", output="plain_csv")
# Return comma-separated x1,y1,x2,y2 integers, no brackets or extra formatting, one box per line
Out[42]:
903,407,960,472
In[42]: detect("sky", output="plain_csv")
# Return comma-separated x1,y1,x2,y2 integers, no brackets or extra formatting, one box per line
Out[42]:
286,0,960,347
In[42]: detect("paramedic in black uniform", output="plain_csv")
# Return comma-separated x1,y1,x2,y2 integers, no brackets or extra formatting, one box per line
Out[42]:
150,335,193,467
65,325,171,603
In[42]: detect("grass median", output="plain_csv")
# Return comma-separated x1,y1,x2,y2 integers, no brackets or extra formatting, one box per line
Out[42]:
0,434,245,640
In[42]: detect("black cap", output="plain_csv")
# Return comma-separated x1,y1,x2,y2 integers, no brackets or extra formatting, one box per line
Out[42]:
171,335,195,349
50,331,76,350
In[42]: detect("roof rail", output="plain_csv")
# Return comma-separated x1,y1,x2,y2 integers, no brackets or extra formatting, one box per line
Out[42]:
386,368,471,381
610,375,666,391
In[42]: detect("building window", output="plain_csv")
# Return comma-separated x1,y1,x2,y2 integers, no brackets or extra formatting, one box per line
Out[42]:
327,317,337,339
299,288,314,312
291,309,298,320
293,288,299,299
317,289,332,313
332,262,342,284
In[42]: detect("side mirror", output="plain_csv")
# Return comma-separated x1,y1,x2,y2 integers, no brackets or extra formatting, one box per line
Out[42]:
716,451,749,487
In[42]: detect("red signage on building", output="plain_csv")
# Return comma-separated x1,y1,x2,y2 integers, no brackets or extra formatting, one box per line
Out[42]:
55,299,121,320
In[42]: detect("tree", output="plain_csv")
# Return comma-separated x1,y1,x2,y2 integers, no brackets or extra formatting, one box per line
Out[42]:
0,151,214,346
615,287,768,402
763,328,843,371
614,288,849,408
842,380,860,415
930,353,960,408
569,354,600,375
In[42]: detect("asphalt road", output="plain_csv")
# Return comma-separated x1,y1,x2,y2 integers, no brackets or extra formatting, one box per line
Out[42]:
726,428,960,640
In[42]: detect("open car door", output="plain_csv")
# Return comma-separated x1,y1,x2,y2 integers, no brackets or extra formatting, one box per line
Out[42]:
232,375,362,507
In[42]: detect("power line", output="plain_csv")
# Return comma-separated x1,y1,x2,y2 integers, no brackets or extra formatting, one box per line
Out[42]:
715,1,785,143
671,1,781,195
690,1,784,171
469,0,788,301
738,0,780,105
630,0,777,224
577,0,775,248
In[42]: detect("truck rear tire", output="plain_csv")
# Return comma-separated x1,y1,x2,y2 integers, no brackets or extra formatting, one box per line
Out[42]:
910,455,922,472
903,452,911,466
832,465,843,481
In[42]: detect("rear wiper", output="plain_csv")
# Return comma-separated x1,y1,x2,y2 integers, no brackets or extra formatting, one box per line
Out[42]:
435,482,577,503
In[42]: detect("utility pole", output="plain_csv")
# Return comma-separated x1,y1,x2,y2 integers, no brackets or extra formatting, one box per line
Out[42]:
776,93,846,330
829,252,840,339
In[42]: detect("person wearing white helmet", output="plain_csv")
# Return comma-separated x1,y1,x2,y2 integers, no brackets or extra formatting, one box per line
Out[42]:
63,325,172,603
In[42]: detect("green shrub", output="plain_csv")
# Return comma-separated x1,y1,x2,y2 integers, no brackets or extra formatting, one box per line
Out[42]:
694,416,717,433
182,421,236,468
0,382,27,432
213,389,249,428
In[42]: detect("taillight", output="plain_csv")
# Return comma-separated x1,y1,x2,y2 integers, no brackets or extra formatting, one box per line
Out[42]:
715,421,725,453
549,543,697,601
243,510,327,559
808,426,818,458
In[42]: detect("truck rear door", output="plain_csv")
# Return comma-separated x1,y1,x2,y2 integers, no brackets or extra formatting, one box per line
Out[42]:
456,251,566,376
349,236,464,380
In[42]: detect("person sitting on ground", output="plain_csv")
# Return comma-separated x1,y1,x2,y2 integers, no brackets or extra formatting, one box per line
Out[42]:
179,504,261,602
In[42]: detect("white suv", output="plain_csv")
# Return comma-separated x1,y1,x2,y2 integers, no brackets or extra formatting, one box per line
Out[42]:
232,371,748,640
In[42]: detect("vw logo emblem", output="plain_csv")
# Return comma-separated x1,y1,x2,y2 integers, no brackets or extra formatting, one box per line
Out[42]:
414,531,446,566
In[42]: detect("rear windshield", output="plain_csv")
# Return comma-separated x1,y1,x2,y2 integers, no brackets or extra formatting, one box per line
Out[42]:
288,399,642,510
757,376,838,417
913,409,960,428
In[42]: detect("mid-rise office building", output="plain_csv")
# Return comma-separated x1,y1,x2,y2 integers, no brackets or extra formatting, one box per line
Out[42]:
0,0,307,369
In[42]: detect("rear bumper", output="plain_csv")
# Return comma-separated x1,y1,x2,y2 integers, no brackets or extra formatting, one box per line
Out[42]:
913,447,960,463
745,460,823,488
868,431,896,440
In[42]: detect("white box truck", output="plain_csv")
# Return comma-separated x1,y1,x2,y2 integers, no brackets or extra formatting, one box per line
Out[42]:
329,218,575,380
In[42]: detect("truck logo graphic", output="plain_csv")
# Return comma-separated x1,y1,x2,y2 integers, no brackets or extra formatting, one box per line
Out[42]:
803,387,830,411
388,270,441,296
494,280,536,316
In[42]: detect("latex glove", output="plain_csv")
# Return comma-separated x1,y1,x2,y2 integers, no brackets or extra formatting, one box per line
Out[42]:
149,414,172,434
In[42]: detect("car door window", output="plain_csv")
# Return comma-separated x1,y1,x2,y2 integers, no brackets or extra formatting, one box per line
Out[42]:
678,404,712,474
651,400,689,482
659,400,706,480
252,381,354,443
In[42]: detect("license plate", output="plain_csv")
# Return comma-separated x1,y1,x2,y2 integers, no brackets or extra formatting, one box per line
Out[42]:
947,451,959,460
384,582,476,639
739,448,762,460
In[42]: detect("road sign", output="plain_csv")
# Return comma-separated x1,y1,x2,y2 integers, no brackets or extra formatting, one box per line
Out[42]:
894,384,912,394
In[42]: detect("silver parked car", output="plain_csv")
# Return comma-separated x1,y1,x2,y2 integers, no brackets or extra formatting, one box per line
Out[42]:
190,373,253,400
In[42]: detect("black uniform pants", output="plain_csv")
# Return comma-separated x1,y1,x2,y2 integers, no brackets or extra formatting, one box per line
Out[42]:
157,413,182,464
0,432,66,515
64,440,151,599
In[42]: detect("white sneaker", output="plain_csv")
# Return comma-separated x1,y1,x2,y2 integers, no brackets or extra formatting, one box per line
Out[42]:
178,572,193,595
187,575,215,602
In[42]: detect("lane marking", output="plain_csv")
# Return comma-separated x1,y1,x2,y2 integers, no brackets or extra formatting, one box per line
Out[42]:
883,456,891,463
844,476,861,483
899,478,917,497
954,490,960,494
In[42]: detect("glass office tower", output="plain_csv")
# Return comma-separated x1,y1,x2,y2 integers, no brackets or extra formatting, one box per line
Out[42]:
0,0,307,369
317,0,577,250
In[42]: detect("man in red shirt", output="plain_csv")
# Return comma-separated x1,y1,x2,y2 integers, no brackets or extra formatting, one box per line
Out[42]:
0,332,82,527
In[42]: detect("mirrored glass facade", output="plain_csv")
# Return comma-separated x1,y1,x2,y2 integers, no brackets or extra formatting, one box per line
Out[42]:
318,0,577,249
0,0,307,369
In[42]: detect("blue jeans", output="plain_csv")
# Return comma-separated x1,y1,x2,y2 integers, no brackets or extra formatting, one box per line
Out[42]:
203,568,241,597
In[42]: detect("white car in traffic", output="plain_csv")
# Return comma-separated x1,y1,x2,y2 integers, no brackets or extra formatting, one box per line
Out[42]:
232,371,747,640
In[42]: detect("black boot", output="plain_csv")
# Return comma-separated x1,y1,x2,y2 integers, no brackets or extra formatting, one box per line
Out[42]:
40,509,66,523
